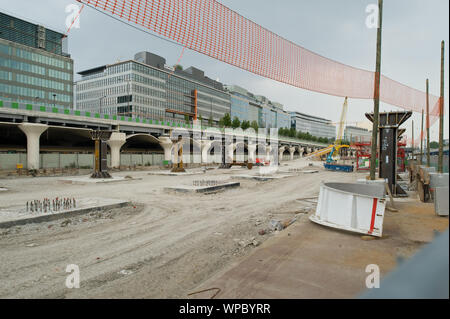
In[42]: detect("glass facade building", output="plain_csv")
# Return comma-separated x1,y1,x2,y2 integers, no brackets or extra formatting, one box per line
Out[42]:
290,112,336,140
0,12,73,108
226,85,290,129
76,52,230,125
344,125,372,143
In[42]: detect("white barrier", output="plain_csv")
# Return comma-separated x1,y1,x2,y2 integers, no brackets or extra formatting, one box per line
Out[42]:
310,182,386,237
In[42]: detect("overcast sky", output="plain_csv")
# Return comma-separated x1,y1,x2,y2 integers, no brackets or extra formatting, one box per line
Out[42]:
1,0,448,141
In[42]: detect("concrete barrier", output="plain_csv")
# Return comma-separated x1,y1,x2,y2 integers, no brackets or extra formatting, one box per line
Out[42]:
310,182,387,237
0,152,165,170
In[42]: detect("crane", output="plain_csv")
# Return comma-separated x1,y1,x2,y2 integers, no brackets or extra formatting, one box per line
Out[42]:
307,97,350,162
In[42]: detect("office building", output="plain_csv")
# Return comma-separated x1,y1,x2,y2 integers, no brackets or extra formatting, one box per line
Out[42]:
76,51,230,125
290,111,336,140
0,12,74,108
344,125,372,143
225,85,290,129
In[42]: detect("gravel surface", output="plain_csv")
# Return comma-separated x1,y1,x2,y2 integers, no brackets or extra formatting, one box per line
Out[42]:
0,159,365,298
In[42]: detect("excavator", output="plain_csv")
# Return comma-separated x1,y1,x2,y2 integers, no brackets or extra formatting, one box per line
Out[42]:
306,97,350,164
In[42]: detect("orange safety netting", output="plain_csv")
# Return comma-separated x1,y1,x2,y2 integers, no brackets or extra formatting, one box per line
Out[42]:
78,0,443,135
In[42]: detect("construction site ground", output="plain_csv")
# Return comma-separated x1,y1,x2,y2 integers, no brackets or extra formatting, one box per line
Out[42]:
0,159,447,298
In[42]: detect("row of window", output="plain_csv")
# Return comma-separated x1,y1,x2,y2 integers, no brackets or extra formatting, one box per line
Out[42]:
0,58,46,75
15,73,71,92
77,74,132,91
48,68,72,81
0,83,72,103
15,47,71,70
0,82,44,99
0,70,12,81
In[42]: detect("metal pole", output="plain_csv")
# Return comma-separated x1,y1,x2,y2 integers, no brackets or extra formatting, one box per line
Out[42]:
426,79,431,167
370,0,383,180
420,109,424,164
438,41,445,173
412,120,414,157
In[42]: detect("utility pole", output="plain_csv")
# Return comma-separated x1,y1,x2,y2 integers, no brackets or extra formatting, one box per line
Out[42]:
426,79,431,167
438,41,445,173
412,120,414,159
370,0,383,180
420,109,424,164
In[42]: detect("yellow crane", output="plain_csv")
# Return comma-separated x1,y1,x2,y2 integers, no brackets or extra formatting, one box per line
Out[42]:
307,97,350,161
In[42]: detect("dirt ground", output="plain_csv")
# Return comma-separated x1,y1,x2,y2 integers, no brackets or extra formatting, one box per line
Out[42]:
0,159,446,298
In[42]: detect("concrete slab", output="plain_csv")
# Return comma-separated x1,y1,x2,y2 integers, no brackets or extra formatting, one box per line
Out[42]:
231,174,294,181
58,175,139,184
189,200,449,299
165,182,240,193
148,170,199,176
0,198,131,228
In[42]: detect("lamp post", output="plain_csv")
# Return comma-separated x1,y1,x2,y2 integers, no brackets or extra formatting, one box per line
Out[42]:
52,94,57,108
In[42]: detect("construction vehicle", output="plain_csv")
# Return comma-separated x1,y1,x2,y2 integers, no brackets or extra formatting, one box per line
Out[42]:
306,97,352,171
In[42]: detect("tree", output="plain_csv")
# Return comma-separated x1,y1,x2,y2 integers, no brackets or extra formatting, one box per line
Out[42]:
174,64,183,71
220,113,232,127
184,114,190,124
430,141,439,149
232,116,241,129
208,116,213,126
250,120,259,131
198,114,203,127
241,120,250,130
288,128,296,138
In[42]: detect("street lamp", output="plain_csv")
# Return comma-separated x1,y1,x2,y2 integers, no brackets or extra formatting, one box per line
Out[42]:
52,94,57,108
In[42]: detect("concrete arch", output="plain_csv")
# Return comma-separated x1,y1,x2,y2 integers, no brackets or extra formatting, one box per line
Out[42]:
123,133,164,154
126,133,161,144
233,142,248,162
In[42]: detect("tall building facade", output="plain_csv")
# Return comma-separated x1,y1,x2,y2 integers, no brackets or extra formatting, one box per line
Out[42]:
290,112,336,140
225,85,290,129
76,51,230,125
0,12,74,108
344,125,371,143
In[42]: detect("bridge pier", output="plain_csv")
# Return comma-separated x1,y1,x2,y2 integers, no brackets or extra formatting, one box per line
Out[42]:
18,123,48,171
289,147,296,161
107,132,126,168
279,146,286,162
299,147,305,158
248,143,256,164
201,140,212,164
158,136,173,162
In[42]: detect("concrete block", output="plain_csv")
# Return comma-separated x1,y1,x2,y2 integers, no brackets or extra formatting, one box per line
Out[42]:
0,198,131,228
434,187,449,216
165,181,240,193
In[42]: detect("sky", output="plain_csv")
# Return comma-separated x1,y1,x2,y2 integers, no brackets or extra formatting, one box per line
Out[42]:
0,0,448,142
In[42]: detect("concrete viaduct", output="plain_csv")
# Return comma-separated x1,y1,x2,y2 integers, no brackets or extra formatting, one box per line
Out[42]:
0,101,327,170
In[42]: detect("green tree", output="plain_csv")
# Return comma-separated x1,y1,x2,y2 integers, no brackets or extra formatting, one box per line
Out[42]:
208,116,213,126
184,114,190,124
288,128,296,138
232,116,241,129
220,113,232,127
250,120,259,131
430,141,439,149
174,64,183,71
241,120,250,130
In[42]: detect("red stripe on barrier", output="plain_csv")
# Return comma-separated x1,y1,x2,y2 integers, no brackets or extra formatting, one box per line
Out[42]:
369,198,378,234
